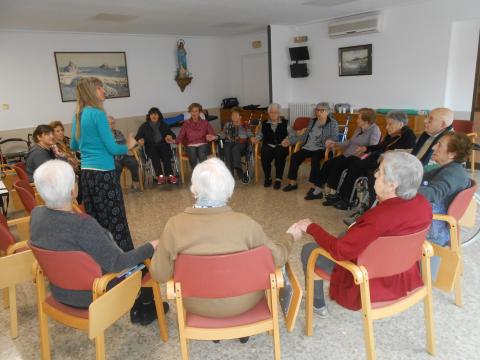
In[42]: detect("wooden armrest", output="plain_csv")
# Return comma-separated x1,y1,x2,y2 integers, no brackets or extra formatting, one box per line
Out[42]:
432,214,457,228
166,279,176,300
93,271,126,298
6,240,29,256
7,216,30,227
274,268,284,289
466,132,477,140
310,247,365,285
422,241,434,258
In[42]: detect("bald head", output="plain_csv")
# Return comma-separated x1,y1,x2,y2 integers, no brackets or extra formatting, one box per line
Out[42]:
424,108,454,136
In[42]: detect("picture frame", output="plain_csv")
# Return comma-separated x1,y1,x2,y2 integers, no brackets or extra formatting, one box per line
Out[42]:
338,44,372,76
54,52,130,102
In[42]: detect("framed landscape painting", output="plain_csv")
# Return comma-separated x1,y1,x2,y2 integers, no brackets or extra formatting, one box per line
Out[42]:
338,44,372,76
54,52,130,102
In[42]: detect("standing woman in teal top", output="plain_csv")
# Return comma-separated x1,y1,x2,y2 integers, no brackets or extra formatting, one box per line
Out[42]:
71,77,137,251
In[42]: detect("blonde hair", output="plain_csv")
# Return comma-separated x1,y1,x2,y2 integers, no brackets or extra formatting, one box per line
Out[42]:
75,77,104,140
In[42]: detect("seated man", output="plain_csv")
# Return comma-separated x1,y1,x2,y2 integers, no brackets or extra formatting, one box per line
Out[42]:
108,116,142,192
30,160,161,325
297,152,431,314
150,158,301,332
411,107,454,170
282,102,339,192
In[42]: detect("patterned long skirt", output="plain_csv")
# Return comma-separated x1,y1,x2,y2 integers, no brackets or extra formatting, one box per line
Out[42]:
80,169,134,251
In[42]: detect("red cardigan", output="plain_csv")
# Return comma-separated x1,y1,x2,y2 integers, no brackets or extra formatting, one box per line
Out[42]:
307,195,432,311
176,119,215,146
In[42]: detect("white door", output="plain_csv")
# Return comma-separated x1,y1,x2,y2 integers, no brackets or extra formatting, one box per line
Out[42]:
241,52,269,107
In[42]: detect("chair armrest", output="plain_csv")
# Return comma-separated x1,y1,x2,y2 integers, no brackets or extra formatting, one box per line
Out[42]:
166,279,176,300
6,240,29,256
7,216,30,227
293,141,302,153
466,132,477,141
309,247,365,285
93,271,126,299
432,213,457,228
431,213,460,251
422,241,434,258
274,268,284,289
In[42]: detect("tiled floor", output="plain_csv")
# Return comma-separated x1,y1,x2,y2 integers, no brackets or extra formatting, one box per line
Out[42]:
1,177,479,359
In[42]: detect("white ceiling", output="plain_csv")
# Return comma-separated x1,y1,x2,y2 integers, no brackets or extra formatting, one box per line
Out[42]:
0,0,433,36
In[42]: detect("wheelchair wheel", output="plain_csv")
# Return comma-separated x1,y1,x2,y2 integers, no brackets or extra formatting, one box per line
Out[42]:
460,192,480,247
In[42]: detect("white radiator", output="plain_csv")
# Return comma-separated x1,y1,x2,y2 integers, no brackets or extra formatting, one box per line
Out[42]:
288,103,315,124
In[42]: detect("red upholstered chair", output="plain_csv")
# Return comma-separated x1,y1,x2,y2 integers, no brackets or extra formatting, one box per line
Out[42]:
0,213,33,338
305,228,434,360
431,180,477,306
166,246,283,360
13,180,36,214
30,244,142,360
12,163,29,182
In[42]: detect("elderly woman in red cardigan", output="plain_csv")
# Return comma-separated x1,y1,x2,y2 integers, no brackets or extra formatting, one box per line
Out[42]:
296,151,432,316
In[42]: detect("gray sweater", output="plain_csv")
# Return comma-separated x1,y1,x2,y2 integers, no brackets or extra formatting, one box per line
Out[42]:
30,206,154,307
26,145,55,182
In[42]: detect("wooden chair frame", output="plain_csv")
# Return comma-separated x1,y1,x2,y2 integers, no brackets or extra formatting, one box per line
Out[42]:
305,242,435,360
466,132,477,173
34,261,142,360
177,142,217,184
166,268,284,360
120,147,144,192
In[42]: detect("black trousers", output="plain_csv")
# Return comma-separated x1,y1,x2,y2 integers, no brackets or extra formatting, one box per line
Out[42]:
115,155,139,182
148,143,173,176
80,169,134,252
338,155,378,202
318,155,360,189
185,144,210,169
261,145,289,180
224,142,246,173
287,148,325,184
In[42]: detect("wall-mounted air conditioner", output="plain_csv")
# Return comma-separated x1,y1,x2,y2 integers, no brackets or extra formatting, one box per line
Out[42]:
328,12,383,38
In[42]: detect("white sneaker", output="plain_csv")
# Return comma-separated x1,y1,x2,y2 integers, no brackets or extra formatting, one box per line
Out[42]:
315,305,329,318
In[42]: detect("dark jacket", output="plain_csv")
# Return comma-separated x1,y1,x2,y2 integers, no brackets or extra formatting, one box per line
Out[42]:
365,125,416,159
26,144,55,182
135,120,176,154
412,125,453,165
261,118,289,146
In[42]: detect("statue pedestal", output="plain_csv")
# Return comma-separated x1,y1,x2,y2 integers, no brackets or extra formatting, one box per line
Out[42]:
175,76,192,92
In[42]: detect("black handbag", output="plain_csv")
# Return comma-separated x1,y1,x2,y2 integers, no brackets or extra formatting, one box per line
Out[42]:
221,97,239,109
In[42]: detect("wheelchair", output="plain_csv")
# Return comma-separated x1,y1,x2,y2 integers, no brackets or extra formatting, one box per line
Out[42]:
216,138,255,184
137,144,181,188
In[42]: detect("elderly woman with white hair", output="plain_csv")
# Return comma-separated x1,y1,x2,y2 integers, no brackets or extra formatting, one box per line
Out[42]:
251,103,290,189
30,160,165,325
150,158,300,323
295,152,432,314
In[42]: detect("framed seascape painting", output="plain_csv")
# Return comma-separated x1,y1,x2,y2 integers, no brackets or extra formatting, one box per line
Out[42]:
54,52,130,102
338,44,372,76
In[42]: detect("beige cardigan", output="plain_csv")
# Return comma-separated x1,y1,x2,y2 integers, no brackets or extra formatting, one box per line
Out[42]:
150,206,293,318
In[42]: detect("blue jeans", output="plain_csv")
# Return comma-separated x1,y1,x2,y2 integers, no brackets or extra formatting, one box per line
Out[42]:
301,242,335,308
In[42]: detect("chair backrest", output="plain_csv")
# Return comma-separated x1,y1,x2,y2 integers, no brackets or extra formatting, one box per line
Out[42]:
13,180,36,214
357,228,429,280
13,164,29,182
174,246,275,298
452,120,473,134
448,180,477,221
30,244,102,291
292,117,310,131
0,214,16,252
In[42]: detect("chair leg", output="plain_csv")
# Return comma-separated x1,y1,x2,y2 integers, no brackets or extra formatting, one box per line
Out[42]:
180,159,185,184
95,333,106,360
150,284,169,342
255,158,260,184
3,288,9,309
454,273,463,307
359,282,376,360
38,306,51,360
179,331,189,360
305,270,314,336
424,292,436,355
8,285,18,338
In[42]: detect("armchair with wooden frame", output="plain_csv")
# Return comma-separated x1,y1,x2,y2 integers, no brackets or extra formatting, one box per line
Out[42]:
30,245,143,360
166,246,284,360
120,147,144,192
430,180,477,307
0,163,30,212
0,213,34,339
305,228,435,360
177,141,217,184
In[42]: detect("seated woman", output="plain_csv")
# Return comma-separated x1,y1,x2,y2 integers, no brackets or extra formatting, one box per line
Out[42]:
108,116,142,192
135,107,178,185
297,151,431,315
49,120,80,172
220,107,254,183
175,102,217,169
251,103,290,189
324,110,416,210
282,102,339,193
30,160,163,325
418,132,472,278
150,158,300,321
26,125,56,182
304,108,381,200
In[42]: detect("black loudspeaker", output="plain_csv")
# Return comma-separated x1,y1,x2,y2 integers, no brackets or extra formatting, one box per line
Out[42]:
290,63,308,78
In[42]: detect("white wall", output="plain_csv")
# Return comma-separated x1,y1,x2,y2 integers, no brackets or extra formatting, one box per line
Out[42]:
444,19,480,119
0,31,230,131
270,0,480,115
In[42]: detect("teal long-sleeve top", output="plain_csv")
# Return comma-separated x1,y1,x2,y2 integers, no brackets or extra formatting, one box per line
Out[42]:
70,107,127,171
